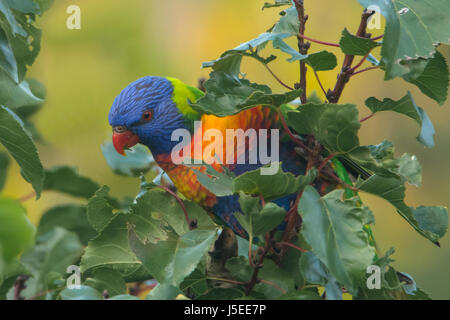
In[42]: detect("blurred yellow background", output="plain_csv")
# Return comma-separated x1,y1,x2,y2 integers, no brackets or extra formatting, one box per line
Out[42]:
2,0,449,298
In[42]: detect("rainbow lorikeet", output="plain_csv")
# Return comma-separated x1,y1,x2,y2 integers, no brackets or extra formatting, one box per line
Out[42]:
108,76,371,242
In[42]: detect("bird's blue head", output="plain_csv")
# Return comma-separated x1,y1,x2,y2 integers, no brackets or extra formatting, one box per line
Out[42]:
108,76,201,156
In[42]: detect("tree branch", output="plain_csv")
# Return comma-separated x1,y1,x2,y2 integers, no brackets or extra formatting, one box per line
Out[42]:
328,9,375,103
293,0,309,103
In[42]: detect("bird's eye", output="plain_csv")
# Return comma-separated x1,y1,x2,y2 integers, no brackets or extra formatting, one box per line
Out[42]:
141,110,153,122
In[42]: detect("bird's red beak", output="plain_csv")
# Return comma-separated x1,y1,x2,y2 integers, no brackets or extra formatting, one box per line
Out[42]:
112,129,140,156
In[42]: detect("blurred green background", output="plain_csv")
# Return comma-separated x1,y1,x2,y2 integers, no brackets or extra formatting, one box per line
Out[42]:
3,0,449,298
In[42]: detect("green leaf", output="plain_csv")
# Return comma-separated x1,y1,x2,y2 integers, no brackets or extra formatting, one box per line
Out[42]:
0,1,43,82
0,106,43,197
196,287,245,300
81,214,144,279
225,256,253,282
277,289,322,300
365,92,435,148
21,227,83,298
272,38,337,70
287,103,361,153
233,164,317,201
300,252,342,300
146,283,180,300
84,268,127,297
43,166,101,199
303,51,337,71
262,0,292,10
108,294,140,300
101,141,154,177
403,51,449,105
0,196,35,261
180,268,209,297
190,71,301,117
129,229,218,287
358,0,450,79
86,186,116,234
298,187,376,294
136,183,216,236
347,140,422,186
272,6,299,34
356,175,448,243
253,259,295,299
60,285,103,300
0,71,43,108
339,28,379,56
0,259,30,299
191,163,235,197
0,151,10,191
37,205,96,245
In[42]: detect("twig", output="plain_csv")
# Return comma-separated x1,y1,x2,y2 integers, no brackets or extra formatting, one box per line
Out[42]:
245,232,273,295
259,280,287,294
313,69,328,100
207,277,246,286
277,109,310,152
351,66,380,77
320,168,359,192
19,191,36,202
155,185,197,230
371,34,384,41
360,113,375,122
13,276,28,300
297,33,340,47
317,153,336,173
263,64,294,90
348,50,373,74
277,241,307,253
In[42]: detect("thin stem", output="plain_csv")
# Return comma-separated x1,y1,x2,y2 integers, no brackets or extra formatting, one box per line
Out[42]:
263,64,294,90
297,33,340,47
351,66,380,76
313,69,328,100
371,34,384,41
259,280,287,294
207,277,246,286
348,50,373,74
19,191,36,202
156,185,197,230
317,153,336,173
360,113,375,122
277,109,310,151
277,241,307,253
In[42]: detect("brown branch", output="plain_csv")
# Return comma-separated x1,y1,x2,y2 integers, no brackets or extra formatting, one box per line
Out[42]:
328,9,375,103
156,185,197,230
245,232,273,295
13,276,28,300
293,0,309,103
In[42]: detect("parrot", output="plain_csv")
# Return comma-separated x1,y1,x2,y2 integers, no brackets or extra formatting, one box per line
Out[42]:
107,76,371,242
